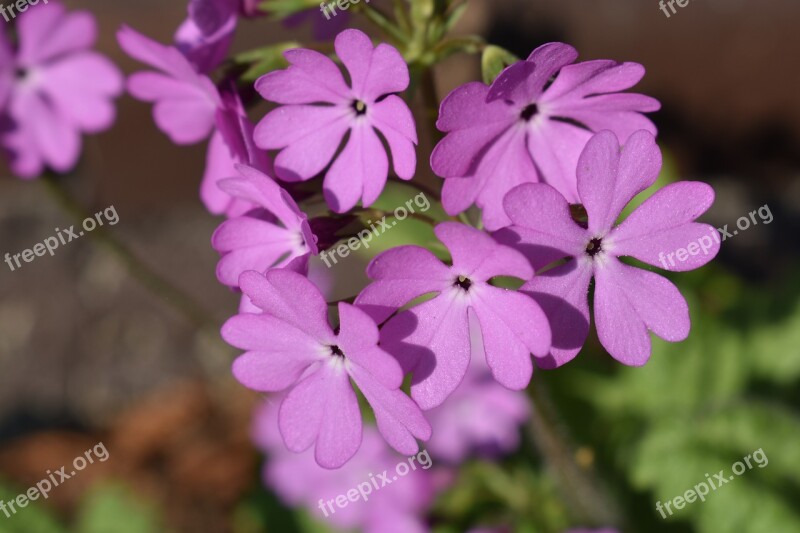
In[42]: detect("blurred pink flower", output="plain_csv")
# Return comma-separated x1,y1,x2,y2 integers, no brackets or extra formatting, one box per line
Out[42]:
0,1,123,179
254,401,435,533
118,26,269,215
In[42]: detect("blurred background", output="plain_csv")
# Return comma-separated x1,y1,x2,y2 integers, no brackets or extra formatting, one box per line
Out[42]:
0,0,798,532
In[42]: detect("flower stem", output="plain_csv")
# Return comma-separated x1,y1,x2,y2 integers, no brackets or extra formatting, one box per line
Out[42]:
528,380,626,528
41,175,221,333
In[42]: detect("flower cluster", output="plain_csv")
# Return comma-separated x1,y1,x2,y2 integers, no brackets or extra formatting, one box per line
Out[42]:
1,2,723,529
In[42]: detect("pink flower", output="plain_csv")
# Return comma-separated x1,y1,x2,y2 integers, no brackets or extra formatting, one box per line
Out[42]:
211,164,317,287
0,1,123,179
223,269,431,468
501,130,719,367
432,42,659,230
356,222,551,410
425,359,529,462
118,26,269,215
175,0,237,74
254,402,435,533
254,29,418,212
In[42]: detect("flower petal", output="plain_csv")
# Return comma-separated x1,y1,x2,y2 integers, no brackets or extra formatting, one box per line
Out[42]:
594,257,689,365
350,365,431,455
356,246,451,324
499,182,587,271
609,182,718,271
380,293,471,410
238,270,334,343
578,130,662,234
434,222,533,281
324,121,388,211
526,118,593,204
370,95,417,179
521,260,592,368
334,29,409,101
18,3,96,66
472,287,551,389
256,48,350,105
337,303,403,389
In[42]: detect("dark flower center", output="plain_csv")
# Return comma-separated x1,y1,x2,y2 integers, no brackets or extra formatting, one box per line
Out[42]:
454,275,472,292
14,68,27,81
329,345,344,358
520,103,539,122
352,100,367,116
585,238,603,257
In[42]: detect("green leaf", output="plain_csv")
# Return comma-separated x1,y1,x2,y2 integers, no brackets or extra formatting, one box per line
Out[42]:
235,42,300,82
481,45,519,85
74,483,166,533
0,479,66,533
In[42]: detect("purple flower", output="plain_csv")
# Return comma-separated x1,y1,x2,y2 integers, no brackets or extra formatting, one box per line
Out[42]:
212,164,317,287
432,42,660,230
223,269,431,468
175,0,237,74
254,402,434,533
355,222,551,410
501,130,719,367
118,26,269,215
0,1,123,179
254,29,418,213
203,87,272,216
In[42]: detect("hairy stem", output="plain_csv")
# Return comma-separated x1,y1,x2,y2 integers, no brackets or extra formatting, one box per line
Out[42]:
528,381,626,528
41,175,221,333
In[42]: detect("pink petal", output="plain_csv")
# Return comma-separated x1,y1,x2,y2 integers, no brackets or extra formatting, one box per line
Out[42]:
200,131,248,215
380,295,471,410
526,119,592,204
471,126,541,230
350,365,431,455
256,48,350,105
258,107,350,182
117,25,200,82
550,93,659,141
38,52,123,132
18,4,96,66
12,89,80,173
434,222,533,280
521,261,593,368
218,165,305,228
610,182,718,271
500,182,588,270
441,176,480,216
356,246,451,324
279,365,363,469
432,82,514,178
578,130,662,234
336,303,403,389
472,287,551,389
370,95,417,179
594,258,689,365
542,60,647,103
334,29,409,101
238,270,334,342
324,121,388,211
487,43,578,104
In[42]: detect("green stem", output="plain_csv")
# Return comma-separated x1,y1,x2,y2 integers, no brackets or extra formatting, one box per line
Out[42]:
528,381,626,528
41,175,221,333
